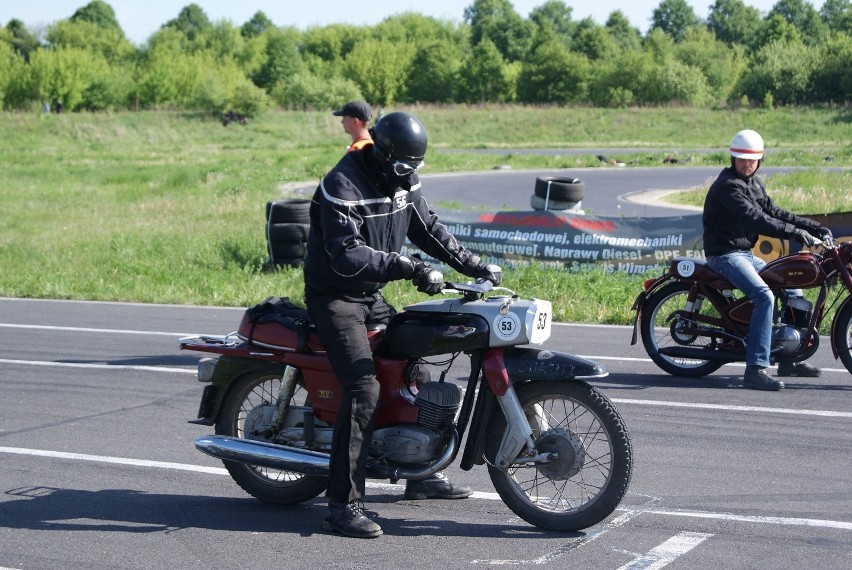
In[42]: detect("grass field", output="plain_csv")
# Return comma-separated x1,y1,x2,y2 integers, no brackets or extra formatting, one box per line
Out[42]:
1,105,849,326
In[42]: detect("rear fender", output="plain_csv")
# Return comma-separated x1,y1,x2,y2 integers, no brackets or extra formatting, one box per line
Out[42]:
190,356,287,426
630,274,673,345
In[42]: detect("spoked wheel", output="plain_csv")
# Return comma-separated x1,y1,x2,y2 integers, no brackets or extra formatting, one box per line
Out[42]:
215,370,327,504
486,381,632,532
832,300,852,374
640,282,728,377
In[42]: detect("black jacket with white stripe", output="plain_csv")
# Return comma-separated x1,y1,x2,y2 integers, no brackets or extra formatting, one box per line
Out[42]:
304,147,477,297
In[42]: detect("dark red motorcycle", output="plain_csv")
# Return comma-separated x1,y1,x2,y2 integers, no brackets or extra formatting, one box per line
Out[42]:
180,281,632,532
631,237,852,376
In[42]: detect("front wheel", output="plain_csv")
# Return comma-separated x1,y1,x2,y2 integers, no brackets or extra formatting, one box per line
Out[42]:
215,370,327,504
832,299,852,373
486,381,632,532
640,282,727,377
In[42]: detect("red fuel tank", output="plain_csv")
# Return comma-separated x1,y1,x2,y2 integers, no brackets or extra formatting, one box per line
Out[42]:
760,253,823,288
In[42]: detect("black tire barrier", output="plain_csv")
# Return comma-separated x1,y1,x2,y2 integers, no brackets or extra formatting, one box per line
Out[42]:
533,176,586,202
529,194,581,211
266,200,311,224
267,222,310,242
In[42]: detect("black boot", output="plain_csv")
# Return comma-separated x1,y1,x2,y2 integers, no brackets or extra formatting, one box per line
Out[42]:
777,361,821,377
743,365,784,391
404,472,472,500
323,500,382,538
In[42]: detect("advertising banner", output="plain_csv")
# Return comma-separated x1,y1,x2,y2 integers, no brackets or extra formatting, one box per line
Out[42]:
404,210,852,274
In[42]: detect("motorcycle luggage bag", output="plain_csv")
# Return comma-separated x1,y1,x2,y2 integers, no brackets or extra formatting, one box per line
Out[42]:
236,296,323,353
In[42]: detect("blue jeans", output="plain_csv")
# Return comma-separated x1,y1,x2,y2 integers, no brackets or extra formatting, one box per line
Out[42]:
707,251,774,368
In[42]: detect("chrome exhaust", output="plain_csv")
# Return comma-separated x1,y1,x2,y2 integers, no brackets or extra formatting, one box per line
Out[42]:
195,436,331,476
195,429,460,480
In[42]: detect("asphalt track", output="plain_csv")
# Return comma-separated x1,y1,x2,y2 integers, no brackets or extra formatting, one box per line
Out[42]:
0,298,849,570
420,165,798,218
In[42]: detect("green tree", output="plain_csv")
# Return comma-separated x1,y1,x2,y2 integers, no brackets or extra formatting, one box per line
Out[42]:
342,39,415,105
707,0,762,46
162,4,211,42
529,1,575,47
810,32,852,102
518,27,589,103
464,0,533,61
820,0,852,34
135,32,206,107
252,27,303,91
606,11,642,51
47,19,136,63
768,0,828,45
458,39,513,102
271,71,362,111
755,13,803,48
736,39,817,104
403,40,463,103
194,57,269,115
25,46,106,111
301,24,363,62
650,0,702,42
70,1,124,35
5,19,40,61
675,26,745,102
572,19,619,61
241,11,274,39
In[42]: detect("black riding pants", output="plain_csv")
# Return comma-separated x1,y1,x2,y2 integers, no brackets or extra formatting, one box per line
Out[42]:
305,289,394,503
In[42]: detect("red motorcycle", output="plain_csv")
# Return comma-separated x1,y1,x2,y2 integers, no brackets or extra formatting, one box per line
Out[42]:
631,237,852,376
180,281,632,532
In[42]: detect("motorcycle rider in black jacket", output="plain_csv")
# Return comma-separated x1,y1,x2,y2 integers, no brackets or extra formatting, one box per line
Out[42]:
304,111,501,538
702,129,831,391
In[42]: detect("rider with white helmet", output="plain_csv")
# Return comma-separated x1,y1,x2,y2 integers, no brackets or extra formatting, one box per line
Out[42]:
702,129,832,390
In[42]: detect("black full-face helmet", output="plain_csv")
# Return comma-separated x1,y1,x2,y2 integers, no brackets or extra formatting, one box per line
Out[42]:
369,112,428,178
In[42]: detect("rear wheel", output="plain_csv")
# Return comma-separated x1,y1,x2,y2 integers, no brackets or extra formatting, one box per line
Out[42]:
832,299,852,373
486,381,632,532
216,370,327,504
640,282,727,377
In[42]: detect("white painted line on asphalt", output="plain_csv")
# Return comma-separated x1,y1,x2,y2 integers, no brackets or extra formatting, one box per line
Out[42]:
0,446,227,474
616,532,713,570
472,510,642,565
2,359,849,418
0,323,193,337
2,446,850,531
0,358,195,375
611,398,852,418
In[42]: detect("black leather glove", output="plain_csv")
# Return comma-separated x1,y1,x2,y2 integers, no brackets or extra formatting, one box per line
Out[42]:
400,255,444,295
816,226,833,242
791,228,819,247
474,263,503,286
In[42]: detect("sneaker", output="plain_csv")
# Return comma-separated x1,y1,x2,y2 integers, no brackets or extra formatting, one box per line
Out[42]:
743,366,784,391
776,361,821,377
404,472,472,500
323,500,382,538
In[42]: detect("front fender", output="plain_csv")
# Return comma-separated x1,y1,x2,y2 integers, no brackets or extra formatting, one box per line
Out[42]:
830,294,852,359
190,356,287,426
503,346,607,381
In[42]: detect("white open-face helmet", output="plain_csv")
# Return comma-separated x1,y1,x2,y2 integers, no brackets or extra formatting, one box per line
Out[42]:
730,129,764,160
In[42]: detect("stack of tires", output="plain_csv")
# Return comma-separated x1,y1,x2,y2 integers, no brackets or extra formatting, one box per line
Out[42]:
530,176,585,212
266,199,311,269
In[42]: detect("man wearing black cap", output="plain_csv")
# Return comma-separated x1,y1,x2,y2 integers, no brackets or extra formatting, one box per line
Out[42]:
332,100,373,152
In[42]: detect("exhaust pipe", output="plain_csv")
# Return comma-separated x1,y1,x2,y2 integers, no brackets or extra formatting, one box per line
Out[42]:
195,430,459,480
195,436,331,476
659,346,742,362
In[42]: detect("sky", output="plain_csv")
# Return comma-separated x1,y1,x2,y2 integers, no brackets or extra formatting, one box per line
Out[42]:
6,0,826,46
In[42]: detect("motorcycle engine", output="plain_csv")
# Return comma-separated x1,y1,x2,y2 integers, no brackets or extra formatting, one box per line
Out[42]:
371,382,462,464
771,324,802,354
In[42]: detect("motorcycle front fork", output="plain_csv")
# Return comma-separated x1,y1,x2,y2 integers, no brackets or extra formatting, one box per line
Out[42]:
491,385,551,470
